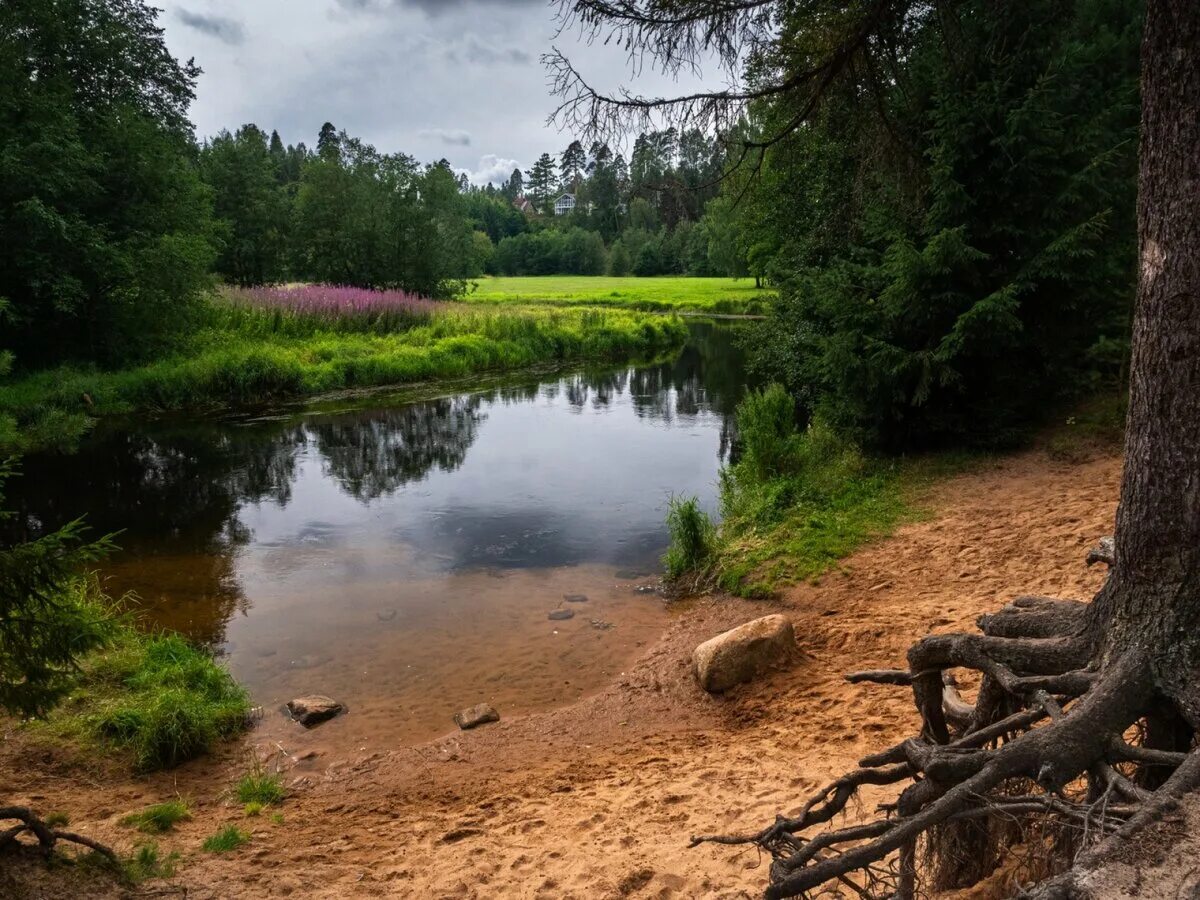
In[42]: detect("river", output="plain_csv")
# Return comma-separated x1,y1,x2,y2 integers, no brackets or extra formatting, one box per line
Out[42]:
9,321,751,752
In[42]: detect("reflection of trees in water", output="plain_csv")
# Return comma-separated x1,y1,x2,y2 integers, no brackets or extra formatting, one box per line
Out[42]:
310,396,484,501
4,425,304,644
7,322,750,645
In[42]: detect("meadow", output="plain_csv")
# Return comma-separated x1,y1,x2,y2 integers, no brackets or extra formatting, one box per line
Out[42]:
0,286,688,452
465,276,774,315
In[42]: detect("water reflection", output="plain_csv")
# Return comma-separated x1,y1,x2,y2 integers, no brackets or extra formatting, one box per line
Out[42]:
6,321,750,649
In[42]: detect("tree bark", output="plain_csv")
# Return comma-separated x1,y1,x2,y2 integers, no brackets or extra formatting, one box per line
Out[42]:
1091,0,1200,717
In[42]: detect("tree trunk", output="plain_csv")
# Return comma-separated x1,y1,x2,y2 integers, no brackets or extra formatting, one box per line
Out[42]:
1092,0,1200,716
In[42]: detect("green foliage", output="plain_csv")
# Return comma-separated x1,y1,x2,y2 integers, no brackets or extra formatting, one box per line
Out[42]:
201,825,249,854
607,240,632,276
291,138,477,298
0,302,688,452
84,632,249,770
199,125,291,285
124,842,180,883
0,0,218,366
120,800,191,834
0,462,118,717
662,496,716,580
662,385,951,596
235,770,285,807
741,0,1141,449
493,228,608,276
730,384,798,482
44,811,70,828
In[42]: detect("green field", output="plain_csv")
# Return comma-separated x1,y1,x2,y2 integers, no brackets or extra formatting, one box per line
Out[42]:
465,276,773,315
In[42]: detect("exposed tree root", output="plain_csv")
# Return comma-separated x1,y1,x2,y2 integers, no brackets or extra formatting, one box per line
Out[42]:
0,806,118,864
692,539,1200,898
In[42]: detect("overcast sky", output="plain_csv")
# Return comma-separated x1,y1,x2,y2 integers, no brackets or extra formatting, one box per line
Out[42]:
156,0,723,186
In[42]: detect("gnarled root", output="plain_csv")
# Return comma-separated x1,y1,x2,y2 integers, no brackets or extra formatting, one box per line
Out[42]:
691,550,1197,898
0,806,118,864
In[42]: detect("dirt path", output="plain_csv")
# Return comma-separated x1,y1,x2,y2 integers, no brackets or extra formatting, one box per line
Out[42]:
2,449,1124,899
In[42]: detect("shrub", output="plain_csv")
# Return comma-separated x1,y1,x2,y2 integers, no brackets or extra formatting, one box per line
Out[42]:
662,495,716,580
734,384,799,482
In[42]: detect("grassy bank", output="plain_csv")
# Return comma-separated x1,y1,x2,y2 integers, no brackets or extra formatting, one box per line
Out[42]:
24,583,250,772
0,299,687,452
466,275,774,315
666,386,966,598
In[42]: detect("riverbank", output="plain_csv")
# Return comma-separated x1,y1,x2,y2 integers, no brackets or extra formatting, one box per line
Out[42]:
465,275,774,315
1,444,1126,898
0,305,687,453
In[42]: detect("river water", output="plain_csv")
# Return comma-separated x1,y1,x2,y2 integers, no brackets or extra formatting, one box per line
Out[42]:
10,322,750,751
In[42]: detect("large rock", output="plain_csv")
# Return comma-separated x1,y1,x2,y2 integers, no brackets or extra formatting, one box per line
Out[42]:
454,703,500,730
692,615,797,693
286,695,344,727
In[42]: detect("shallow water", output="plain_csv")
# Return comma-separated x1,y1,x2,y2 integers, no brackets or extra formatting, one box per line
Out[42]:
9,322,751,749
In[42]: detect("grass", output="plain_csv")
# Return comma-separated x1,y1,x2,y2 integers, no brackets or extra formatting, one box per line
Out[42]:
673,384,968,597
202,825,249,854
663,496,717,580
0,301,688,453
235,770,285,807
34,613,250,771
124,842,180,883
120,800,192,834
465,276,774,315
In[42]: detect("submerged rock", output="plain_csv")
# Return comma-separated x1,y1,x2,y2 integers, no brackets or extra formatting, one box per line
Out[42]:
548,608,575,620
692,615,797,693
563,593,589,603
454,703,500,730
286,695,344,727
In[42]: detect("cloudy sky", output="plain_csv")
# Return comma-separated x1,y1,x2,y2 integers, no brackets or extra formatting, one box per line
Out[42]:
156,0,723,186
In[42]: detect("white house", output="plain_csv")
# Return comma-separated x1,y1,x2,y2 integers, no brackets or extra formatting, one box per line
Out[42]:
553,193,576,216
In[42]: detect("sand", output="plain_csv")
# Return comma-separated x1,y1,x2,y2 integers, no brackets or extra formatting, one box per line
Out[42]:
4,448,1151,899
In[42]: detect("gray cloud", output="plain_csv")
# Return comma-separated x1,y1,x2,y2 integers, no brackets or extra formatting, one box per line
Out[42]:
175,8,245,45
419,128,472,147
156,0,718,183
446,34,532,65
337,0,541,12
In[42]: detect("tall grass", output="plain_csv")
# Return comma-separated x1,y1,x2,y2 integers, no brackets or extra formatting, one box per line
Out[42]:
662,496,717,580
663,384,933,597
215,285,442,337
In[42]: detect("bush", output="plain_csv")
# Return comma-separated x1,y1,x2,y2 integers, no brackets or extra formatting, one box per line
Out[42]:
662,495,716,580
733,384,799,482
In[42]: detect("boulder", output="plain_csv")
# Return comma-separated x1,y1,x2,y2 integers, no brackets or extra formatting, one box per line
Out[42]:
563,594,589,603
548,608,575,620
286,695,344,727
454,703,500,730
692,615,797,693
